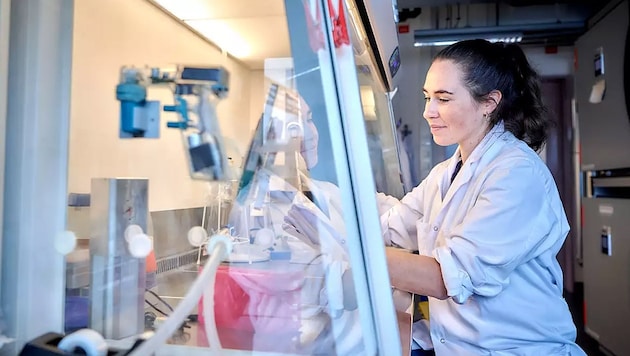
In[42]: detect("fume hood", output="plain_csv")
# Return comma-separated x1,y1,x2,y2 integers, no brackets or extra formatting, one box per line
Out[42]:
1,0,407,354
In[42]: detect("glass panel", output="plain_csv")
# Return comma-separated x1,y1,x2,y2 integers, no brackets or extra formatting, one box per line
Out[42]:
357,64,405,197
61,0,389,355
346,2,405,198
205,1,372,353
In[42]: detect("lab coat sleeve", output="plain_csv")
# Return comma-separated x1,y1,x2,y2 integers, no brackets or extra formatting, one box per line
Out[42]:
379,181,427,251
376,192,399,216
433,159,568,303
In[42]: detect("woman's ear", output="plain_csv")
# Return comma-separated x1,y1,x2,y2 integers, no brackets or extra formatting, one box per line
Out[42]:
487,90,502,114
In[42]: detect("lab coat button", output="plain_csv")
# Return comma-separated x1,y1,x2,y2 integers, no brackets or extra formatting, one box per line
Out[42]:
440,338,445,343
433,226,438,232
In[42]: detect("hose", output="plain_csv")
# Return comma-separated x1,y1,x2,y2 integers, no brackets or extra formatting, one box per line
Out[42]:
128,234,232,355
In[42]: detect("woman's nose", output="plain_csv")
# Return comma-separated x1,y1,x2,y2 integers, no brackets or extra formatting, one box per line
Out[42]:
423,101,438,120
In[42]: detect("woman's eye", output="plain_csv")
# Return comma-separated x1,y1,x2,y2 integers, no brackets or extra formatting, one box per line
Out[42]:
424,96,449,103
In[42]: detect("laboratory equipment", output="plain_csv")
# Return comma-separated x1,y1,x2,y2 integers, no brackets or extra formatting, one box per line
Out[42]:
231,83,309,262
89,178,149,340
238,83,306,204
115,65,231,181
19,234,232,356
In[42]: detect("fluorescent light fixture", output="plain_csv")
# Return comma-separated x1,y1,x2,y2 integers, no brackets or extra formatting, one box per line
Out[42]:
152,0,213,20
185,19,252,58
414,32,523,47
150,0,251,59
413,22,585,48
414,26,524,47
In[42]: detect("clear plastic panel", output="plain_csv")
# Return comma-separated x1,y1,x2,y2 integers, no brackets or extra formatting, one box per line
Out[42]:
347,2,406,198
61,0,384,355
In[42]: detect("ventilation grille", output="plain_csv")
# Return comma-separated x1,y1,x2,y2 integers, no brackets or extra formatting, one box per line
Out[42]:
156,250,200,274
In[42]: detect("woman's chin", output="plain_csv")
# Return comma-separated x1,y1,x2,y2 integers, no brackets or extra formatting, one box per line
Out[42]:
302,152,318,169
432,136,455,147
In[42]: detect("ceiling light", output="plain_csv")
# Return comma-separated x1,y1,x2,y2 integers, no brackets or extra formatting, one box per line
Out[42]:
151,0,212,20
413,22,584,48
185,20,251,58
414,32,523,47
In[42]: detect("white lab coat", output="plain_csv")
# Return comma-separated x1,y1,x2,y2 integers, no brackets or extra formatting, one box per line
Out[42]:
380,122,586,355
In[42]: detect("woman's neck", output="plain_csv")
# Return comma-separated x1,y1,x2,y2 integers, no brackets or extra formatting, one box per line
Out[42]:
459,123,493,163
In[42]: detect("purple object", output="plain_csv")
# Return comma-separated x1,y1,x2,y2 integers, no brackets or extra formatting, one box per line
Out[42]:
65,296,89,332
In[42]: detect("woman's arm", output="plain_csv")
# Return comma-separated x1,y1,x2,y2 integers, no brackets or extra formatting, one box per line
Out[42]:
386,247,448,300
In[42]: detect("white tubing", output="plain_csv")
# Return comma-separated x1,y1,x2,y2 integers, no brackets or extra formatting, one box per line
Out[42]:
129,235,232,355
202,235,230,352
58,329,108,356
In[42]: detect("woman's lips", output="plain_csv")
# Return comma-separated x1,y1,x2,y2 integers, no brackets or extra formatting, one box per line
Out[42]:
430,125,446,132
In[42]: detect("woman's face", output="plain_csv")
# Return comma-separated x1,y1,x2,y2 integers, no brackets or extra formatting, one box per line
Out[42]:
299,101,319,169
422,59,492,158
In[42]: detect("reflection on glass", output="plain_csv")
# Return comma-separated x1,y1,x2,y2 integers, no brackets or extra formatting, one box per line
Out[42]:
60,0,386,354
348,11,405,198
211,79,363,353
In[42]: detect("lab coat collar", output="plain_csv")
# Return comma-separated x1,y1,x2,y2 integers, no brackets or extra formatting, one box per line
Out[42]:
463,121,506,164
439,122,507,204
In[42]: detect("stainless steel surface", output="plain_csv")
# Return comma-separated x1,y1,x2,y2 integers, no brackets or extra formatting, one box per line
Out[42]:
156,250,200,275
151,206,220,260
66,248,90,289
89,178,147,339
153,263,200,311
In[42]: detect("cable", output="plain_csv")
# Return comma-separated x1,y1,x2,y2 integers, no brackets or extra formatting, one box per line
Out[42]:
145,289,175,312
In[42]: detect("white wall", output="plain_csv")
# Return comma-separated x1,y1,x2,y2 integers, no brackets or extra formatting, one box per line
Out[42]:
524,46,574,77
249,69,265,138
69,0,256,211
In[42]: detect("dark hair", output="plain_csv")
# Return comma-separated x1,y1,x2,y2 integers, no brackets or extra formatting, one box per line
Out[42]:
434,39,550,152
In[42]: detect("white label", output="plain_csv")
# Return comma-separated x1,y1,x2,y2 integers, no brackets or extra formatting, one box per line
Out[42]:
599,205,614,215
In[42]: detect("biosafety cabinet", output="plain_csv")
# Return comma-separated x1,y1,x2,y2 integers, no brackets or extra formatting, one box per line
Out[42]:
575,0,630,355
0,0,408,355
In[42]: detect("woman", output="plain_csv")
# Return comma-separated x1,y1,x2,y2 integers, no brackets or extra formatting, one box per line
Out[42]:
380,39,586,355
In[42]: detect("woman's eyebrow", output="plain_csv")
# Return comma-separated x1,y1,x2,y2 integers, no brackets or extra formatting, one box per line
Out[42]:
423,88,455,95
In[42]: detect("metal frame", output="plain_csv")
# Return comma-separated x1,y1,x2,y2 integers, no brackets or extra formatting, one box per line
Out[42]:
318,1,402,354
1,0,74,353
0,0,11,316
387,89,408,196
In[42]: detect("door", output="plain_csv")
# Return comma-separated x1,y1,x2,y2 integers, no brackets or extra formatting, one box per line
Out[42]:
542,77,577,292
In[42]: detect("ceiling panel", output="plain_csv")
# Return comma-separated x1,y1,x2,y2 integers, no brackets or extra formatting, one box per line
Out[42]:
151,0,290,69
186,17,290,68
153,0,285,20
